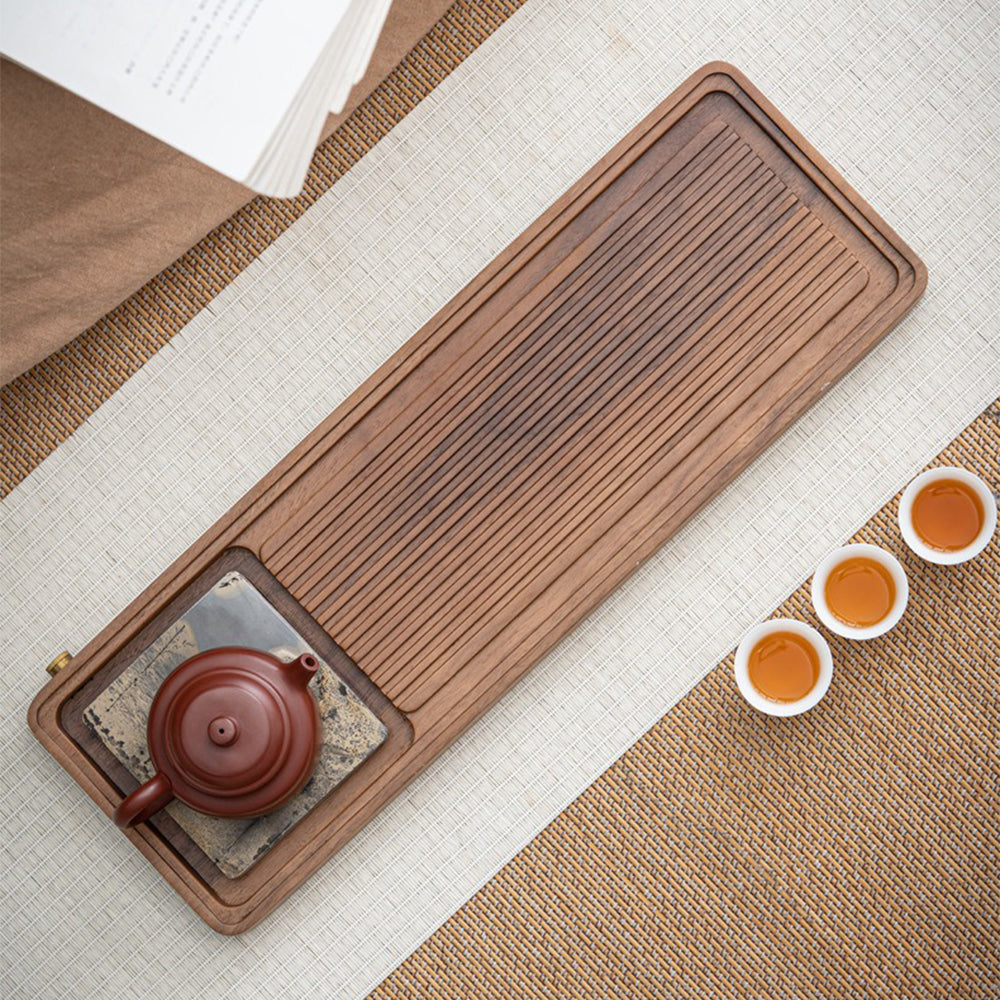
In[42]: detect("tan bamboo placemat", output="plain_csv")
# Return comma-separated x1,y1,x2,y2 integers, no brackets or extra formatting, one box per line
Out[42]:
368,401,1000,1000
0,0,526,499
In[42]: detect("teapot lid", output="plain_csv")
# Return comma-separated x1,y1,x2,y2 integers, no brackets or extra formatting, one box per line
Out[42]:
146,646,320,818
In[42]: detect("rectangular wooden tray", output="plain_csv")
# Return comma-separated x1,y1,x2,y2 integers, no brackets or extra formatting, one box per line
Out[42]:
29,63,926,933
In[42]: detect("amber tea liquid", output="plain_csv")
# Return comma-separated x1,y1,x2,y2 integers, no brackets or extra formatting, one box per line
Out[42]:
911,477,984,551
824,556,895,628
747,631,820,702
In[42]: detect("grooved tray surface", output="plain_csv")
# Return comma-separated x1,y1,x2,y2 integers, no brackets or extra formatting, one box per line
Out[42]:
29,64,926,933
263,116,875,712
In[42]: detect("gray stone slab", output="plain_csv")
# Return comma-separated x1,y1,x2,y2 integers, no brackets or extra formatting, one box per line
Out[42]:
85,572,387,878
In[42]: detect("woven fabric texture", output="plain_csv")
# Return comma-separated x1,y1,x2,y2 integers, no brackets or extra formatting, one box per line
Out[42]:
1,2,997,999
0,0,526,497
369,402,1000,1000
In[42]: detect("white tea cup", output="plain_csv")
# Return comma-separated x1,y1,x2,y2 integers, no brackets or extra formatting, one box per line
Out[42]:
898,466,996,565
811,543,908,640
733,619,833,717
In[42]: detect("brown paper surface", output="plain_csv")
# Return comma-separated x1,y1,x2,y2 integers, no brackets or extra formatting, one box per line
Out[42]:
0,0,453,385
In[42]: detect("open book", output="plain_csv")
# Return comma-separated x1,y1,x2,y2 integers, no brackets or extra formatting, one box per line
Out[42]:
0,0,394,196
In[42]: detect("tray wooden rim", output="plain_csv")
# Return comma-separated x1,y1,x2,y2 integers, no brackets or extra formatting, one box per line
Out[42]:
28,62,927,933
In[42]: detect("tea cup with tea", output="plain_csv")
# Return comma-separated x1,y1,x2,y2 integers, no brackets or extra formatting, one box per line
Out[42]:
811,542,908,640
734,618,833,717
898,466,996,565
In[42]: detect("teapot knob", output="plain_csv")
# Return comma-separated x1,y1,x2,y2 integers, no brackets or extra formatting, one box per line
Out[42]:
208,716,239,746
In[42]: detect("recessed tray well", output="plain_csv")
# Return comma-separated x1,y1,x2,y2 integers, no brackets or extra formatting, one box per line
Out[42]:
29,64,925,933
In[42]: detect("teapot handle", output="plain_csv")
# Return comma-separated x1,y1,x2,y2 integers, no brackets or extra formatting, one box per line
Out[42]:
113,773,174,829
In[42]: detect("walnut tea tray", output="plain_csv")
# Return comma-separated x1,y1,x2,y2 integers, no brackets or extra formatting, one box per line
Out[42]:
29,63,926,933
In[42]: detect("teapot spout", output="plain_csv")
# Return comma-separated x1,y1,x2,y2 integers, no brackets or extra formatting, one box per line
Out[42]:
286,652,320,685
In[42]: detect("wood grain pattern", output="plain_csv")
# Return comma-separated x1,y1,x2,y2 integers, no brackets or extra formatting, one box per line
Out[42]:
262,120,869,711
28,64,926,933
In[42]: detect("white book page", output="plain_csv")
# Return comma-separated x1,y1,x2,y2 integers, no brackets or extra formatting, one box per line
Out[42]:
0,0,351,182
248,0,395,195
328,0,392,113
246,0,366,195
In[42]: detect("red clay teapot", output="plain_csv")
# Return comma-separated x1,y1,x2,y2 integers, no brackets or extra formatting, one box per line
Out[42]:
113,646,322,828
